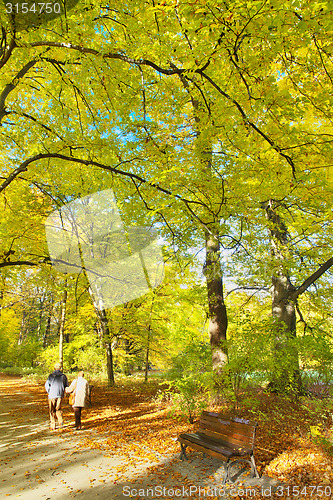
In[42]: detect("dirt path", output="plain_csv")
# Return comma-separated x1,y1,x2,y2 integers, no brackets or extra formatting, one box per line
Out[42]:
0,375,281,499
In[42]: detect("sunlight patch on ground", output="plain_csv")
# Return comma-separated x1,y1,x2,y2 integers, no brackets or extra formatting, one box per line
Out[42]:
266,448,331,484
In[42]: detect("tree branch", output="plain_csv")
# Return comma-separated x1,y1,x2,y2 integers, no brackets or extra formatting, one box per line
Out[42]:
290,257,333,301
28,41,297,178
0,152,204,210
0,59,39,123
29,41,185,75
225,286,269,298
0,260,39,268
198,70,297,178
0,36,16,70
7,111,66,141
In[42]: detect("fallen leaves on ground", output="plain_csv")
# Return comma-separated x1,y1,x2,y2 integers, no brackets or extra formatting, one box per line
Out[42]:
1,374,332,499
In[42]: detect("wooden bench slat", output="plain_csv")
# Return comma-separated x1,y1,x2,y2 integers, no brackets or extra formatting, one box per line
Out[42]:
178,436,229,462
197,428,253,448
200,414,256,439
200,416,256,435
178,434,234,458
179,433,251,457
198,421,254,443
202,411,258,429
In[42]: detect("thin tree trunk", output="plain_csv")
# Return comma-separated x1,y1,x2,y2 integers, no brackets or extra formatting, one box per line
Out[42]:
37,293,45,339
144,293,155,382
124,338,132,376
58,281,67,370
105,339,114,385
0,289,3,318
43,314,51,348
18,308,26,345
94,321,104,348
88,287,115,385
144,332,150,382
43,294,53,348
98,306,115,385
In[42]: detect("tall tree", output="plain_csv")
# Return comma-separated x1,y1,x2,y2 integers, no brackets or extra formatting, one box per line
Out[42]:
1,0,333,379
263,199,333,391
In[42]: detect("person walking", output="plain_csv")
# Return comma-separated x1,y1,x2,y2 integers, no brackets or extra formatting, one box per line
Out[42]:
66,371,89,430
45,362,69,430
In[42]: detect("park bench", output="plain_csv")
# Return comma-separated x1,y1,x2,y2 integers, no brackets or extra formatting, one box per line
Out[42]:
178,411,260,485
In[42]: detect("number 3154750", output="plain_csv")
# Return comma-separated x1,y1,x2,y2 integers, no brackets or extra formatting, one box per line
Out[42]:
5,3,61,14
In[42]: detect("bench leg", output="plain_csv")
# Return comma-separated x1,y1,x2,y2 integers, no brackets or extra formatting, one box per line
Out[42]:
223,457,260,484
222,459,230,485
180,443,188,461
250,454,260,478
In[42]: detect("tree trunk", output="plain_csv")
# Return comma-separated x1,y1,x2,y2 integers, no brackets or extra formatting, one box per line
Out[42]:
262,200,333,392
144,293,155,382
18,308,27,345
98,306,115,385
271,273,301,392
88,287,115,385
262,200,300,392
0,289,3,318
37,293,45,340
204,229,228,374
105,339,114,385
79,235,115,384
43,314,51,348
58,283,67,370
176,76,229,374
94,321,104,348
124,338,133,376
272,275,296,332
43,293,53,348
144,331,150,382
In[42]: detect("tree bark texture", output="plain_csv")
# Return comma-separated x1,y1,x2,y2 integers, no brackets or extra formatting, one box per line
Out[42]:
82,224,116,385
95,303,115,385
43,313,51,348
204,230,228,374
264,200,333,393
177,75,229,374
262,200,300,391
18,308,27,346
144,293,155,382
0,289,3,318
264,201,296,329
58,284,67,370
88,287,115,385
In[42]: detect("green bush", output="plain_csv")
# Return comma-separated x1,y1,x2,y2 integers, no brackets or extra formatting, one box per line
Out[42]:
298,331,333,385
217,314,273,407
165,339,212,423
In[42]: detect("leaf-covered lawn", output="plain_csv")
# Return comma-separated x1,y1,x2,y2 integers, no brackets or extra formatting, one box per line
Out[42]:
4,375,333,499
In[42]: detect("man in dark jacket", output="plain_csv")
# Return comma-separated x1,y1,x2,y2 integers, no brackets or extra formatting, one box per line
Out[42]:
45,363,69,430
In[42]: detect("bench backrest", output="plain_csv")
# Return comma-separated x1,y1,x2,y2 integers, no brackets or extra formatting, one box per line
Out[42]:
198,411,258,449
